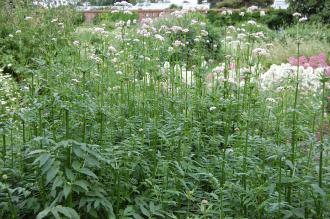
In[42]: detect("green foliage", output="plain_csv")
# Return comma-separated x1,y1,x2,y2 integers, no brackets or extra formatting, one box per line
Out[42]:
207,9,294,29
169,4,182,9
93,11,139,27
212,0,273,8
288,0,330,23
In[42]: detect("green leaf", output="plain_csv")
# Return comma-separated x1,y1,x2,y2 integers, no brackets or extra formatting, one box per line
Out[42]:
33,153,50,166
46,164,60,185
52,176,64,190
140,205,150,218
133,213,144,219
73,147,85,159
39,154,51,167
41,158,55,175
63,183,72,199
73,180,89,191
79,168,98,179
292,207,305,219
311,184,326,197
56,205,80,219
36,207,51,219
29,149,47,156
65,168,75,181
51,208,61,219
123,205,135,216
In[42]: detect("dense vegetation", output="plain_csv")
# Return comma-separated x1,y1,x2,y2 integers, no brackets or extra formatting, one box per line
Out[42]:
0,3,330,219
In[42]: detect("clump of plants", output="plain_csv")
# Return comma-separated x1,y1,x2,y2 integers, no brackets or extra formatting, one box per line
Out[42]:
0,4,329,219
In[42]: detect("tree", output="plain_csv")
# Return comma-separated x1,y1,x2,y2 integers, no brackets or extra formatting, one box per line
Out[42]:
287,0,330,23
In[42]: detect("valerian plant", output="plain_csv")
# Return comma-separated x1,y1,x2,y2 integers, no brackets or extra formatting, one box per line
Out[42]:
0,2,329,219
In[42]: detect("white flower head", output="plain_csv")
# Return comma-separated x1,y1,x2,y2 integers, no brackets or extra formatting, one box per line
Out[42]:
155,34,165,41
293,12,302,17
73,40,80,46
299,16,308,22
252,48,268,57
201,30,208,37
247,20,257,25
209,106,217,112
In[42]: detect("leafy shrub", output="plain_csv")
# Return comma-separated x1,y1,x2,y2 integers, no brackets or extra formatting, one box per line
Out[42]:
207,9,294,29
262,9,293,29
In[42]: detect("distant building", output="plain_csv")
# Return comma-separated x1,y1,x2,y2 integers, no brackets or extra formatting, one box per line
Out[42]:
272,0,289,9
33,0,79,7
132,0,209,10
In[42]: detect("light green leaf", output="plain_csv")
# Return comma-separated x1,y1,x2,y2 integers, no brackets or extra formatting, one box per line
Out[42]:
51,208,61,219
56,205,80,219
36,207,51,219
63,183,72,199
46,164,60,185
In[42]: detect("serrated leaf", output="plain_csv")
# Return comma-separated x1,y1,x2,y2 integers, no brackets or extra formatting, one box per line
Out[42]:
79,167,98,179
73,180,89,191
124,205,135,215
73,147,85,159
140,205,150,217
52,176,64,190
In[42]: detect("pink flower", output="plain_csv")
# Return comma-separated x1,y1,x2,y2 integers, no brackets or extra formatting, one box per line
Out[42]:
309,55,320,69
299,56,307,65
303,63,310,68
319,53,328,67
288,57,298,66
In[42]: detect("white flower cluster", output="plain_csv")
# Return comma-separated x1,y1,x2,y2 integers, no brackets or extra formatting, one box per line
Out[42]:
260,63,325,92
0,71,20,114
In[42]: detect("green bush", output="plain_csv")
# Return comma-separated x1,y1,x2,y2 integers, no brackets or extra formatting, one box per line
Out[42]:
262,9,293,29
212,0,273,8
207,9,294,30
